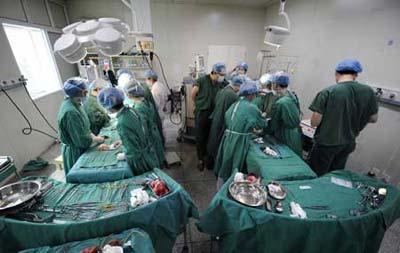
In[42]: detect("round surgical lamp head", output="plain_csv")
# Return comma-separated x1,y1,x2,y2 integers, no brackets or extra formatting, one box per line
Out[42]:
98,18,128,38
55,17,131,64
264,25,290,48
54,33,86,63
62,21,82,34
264,0,291,49
95,27,123,56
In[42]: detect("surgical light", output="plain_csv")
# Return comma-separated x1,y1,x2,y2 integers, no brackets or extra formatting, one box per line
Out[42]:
54,18,130,64
264,0,291,48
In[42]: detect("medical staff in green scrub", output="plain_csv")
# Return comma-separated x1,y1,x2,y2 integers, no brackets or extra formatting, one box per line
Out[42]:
83,79,111,135
117,69,165,145
124,80,164,168
192,63,228,171
207,75,244,169
253,73,277,118
98,87,159,175
214,81,267,188
267,72,302,157
308,59,378,176
57,77,105,175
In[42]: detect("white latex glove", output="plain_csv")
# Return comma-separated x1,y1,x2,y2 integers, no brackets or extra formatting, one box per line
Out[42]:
116,152,126,161
102,245,123,253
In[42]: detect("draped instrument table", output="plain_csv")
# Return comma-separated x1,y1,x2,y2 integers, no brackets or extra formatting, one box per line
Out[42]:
197,170,400,253
246,135,317,181
66,121,134,184
19,228,154,253
0,169,199,253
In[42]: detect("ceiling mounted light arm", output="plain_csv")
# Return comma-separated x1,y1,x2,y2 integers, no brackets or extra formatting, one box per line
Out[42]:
279,0,291,32
120,0,138,32
263,0,291,48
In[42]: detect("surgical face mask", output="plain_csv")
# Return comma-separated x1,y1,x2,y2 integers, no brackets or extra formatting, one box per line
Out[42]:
73,96,86,105
217,75,225,83
81,96,88,104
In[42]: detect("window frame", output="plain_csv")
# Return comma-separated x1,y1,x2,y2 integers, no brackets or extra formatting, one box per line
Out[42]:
2,22,63,99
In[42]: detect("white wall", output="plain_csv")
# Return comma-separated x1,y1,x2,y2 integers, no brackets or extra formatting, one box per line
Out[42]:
66,0,266,86
0,0,77,171
150,2,265,85
264,0,400,185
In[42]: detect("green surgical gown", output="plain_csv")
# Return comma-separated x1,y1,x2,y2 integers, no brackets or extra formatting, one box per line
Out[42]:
252,92,277,118
214,98,267,181
83,95,110,135
142,83,165,144
207,85,238,159
57,98,92,175
267,91,302,156
117,106,159,175
134,100,165,166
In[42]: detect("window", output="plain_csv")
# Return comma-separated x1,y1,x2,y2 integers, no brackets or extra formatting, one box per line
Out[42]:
3,23,62,99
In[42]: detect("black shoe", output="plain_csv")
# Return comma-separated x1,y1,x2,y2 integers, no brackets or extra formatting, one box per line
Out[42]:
197,160,204,171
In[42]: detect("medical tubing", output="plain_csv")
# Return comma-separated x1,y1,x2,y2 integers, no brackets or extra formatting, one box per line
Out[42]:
0,87,58,140
22,84,58,133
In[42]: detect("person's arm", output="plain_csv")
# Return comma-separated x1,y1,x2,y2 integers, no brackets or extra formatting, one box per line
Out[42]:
311,112,323,127
249,104,268,133
191,85,199,104
265,102,280,134
368,90,379,123
65,111,94,149
309,90,328,128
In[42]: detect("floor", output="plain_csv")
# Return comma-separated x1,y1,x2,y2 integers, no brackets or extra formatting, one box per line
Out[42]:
13,120,400,253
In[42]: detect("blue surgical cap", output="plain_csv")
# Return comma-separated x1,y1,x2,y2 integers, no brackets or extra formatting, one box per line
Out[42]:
274,72,290,86
237,61,248,71
98,87,125,110
212,63,226,74
63,77,88,97
116,69,134,79
239,81,258,96
336,59,363,73
144,70,158,80
231,75,245,87
124,80,145,97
